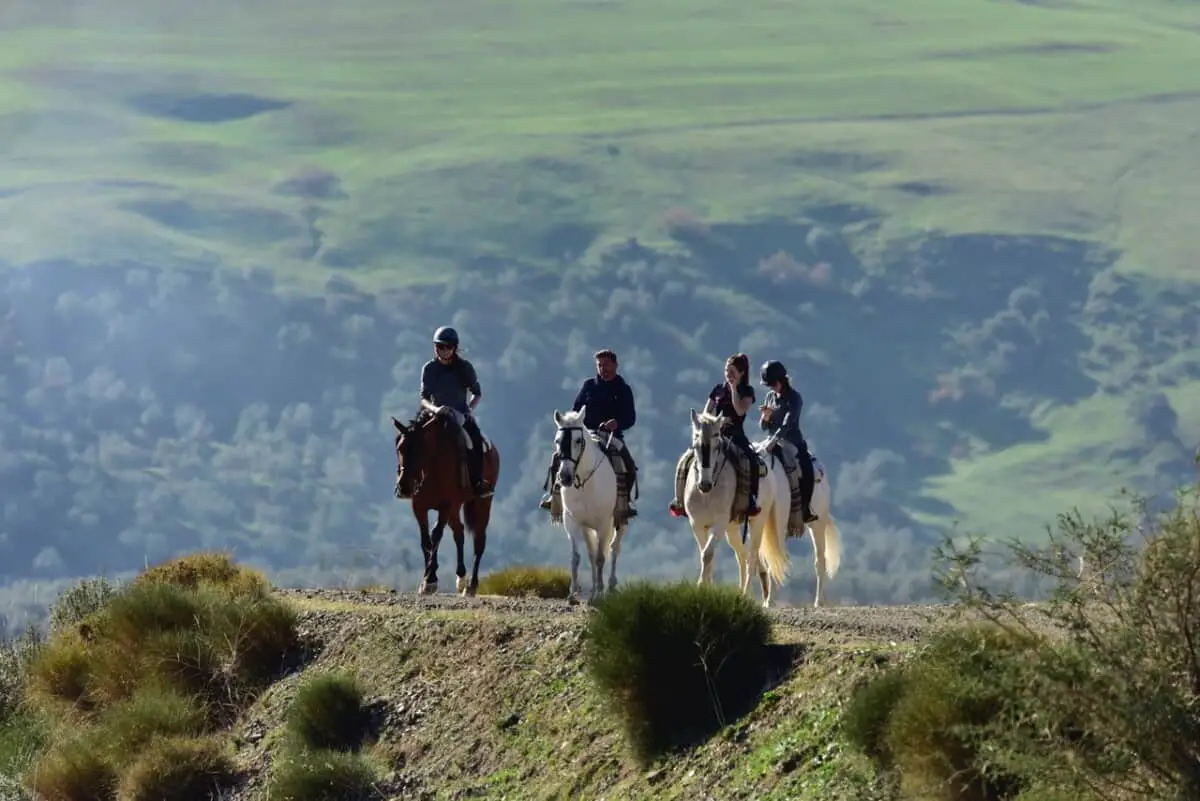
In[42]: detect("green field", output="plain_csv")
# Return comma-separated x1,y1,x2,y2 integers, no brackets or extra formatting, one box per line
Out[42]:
1,0,1198,593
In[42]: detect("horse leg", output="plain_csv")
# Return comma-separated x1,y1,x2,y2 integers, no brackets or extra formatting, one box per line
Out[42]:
811,520,827,608
424,506,448,594
449,502,469,595
415,504,437,595
563,513,586,605
590,521,612,604
607,522,625,592
691,520,717,585
466,498,490,597
724,524,750,597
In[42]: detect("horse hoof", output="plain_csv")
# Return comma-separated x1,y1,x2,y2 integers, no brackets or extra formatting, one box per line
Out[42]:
466,583,478,598
418,581,438,596
455,576,468,595
567,594,581,606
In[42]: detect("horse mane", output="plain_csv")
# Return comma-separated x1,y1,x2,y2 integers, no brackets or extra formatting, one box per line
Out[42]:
695,410,723,427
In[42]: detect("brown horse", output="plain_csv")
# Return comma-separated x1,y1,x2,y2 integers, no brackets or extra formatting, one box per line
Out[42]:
391,411,500,596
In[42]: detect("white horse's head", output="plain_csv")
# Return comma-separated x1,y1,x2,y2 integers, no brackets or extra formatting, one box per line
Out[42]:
553,406,590,485
689,407,727,494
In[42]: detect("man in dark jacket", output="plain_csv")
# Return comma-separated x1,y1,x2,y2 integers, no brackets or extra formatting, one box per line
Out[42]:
540,349,639,516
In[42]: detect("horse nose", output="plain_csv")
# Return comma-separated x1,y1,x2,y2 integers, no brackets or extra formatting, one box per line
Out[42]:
699,480,712,493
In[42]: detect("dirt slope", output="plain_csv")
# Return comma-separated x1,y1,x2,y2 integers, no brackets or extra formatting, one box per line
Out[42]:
228,590,950,800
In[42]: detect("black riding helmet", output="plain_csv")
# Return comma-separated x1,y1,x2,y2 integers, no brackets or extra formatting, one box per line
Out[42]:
433,326,459,347
760,360,787,385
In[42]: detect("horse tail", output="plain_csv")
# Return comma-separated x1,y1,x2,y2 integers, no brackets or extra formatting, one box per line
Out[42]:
758,474,791,587
819,515,843,579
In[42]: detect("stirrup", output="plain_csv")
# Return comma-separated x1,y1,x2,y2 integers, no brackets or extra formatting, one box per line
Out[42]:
539,496,552,511
803,507,819,523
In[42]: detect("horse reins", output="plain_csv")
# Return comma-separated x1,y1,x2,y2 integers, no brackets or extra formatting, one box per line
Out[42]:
556,424,604,490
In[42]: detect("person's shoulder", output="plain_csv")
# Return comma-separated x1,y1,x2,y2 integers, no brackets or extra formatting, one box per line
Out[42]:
420,358,438,372
579,376,598,390
737,383,755,399
456,356,477,371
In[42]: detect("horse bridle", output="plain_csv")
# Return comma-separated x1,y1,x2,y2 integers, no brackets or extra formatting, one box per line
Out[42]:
394,414,445,495
555,422,603,490
692,418,731,485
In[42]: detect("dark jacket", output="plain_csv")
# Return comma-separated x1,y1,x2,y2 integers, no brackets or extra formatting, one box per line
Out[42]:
420,357,480,414
572,375,636,436
708,382,754,444
761,384,806,447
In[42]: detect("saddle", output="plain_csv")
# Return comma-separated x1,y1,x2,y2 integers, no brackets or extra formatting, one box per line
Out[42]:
420,412,493,490
545,432,638,528
672,443,766,525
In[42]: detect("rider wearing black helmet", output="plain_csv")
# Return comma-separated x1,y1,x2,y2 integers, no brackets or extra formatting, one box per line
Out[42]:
400,325,493,499
759,360,818,523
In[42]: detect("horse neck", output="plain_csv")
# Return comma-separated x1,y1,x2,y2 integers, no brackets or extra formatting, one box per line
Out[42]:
574,430,604,473
415,423,460,487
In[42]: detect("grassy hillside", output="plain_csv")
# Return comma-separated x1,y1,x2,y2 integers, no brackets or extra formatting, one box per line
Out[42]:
1,0,1199,617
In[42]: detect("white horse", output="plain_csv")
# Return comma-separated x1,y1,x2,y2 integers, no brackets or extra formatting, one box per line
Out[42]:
551,406,627,604
681,409,791,608
753,431,843,607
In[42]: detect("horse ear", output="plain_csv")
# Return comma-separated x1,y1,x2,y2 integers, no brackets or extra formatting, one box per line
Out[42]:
690,407,700,427
553,410,564,426
391,416,407,433
577,404,587,422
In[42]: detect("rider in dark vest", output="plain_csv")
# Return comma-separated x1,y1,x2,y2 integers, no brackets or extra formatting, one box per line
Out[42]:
759,360,818,523
706,353,761,518
540,348,639,517
398,326,493,499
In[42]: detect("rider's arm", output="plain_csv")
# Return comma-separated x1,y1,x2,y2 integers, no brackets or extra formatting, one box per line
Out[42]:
616,382,636,431
571,381,589,414
461,360,482,412
759,390,775,431
419,362,440,414
778,390,802,432
733,384,755,416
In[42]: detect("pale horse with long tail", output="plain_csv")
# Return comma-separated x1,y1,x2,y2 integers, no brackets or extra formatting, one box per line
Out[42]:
550,406,629,604
680,408,792,607
754,428,843,607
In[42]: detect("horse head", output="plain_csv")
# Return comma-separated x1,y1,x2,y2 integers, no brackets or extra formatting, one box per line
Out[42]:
552,406,590,486
689,407,728,494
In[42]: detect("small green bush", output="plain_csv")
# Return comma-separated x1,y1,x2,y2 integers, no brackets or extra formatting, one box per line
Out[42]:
286,672,372,752
26,731,118,801
585,580,773,765
0,624,45,720
844,624,1037,801
267,750,378,801
49,578,122,637
477,566,570,599
114,735,236,801
134,551,270,599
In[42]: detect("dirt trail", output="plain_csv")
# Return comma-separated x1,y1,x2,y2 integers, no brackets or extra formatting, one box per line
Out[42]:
276,587,955,643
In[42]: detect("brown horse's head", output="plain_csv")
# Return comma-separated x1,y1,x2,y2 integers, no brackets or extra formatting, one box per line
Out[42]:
392,413,464,500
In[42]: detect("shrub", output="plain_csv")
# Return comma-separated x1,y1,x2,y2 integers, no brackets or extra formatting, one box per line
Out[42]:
25,632,93,714
97,685,210,754
842,666,908,768
267,750,378,801
115,735,236,801
286,672,372,752
49,578,122,637
584,580,773,764
134,551,269,599
26,731,118,801
1,624,45,719
477,566,570,599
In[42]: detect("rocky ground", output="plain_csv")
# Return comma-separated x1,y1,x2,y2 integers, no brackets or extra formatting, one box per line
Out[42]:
225,589,973,800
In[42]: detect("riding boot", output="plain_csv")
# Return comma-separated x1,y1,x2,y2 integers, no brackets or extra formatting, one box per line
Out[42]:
745,445,761,517
620,447,639,517
539,456,558,511
799,455,818,523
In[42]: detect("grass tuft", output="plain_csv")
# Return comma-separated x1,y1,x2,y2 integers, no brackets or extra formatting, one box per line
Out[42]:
584,580,774,765
266,750,379,801
114,735,236,801
477,566,571,599
286,672,372,753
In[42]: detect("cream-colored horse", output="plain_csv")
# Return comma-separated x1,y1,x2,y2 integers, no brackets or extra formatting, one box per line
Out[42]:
681,409,791,608
755,431,843,607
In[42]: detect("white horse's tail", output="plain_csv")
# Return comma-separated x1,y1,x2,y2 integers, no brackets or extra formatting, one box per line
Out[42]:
820,514,843,579
758,489,791,587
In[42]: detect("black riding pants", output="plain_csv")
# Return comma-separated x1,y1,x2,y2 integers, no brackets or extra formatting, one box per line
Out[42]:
790,434,815,509
462,415,485,483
